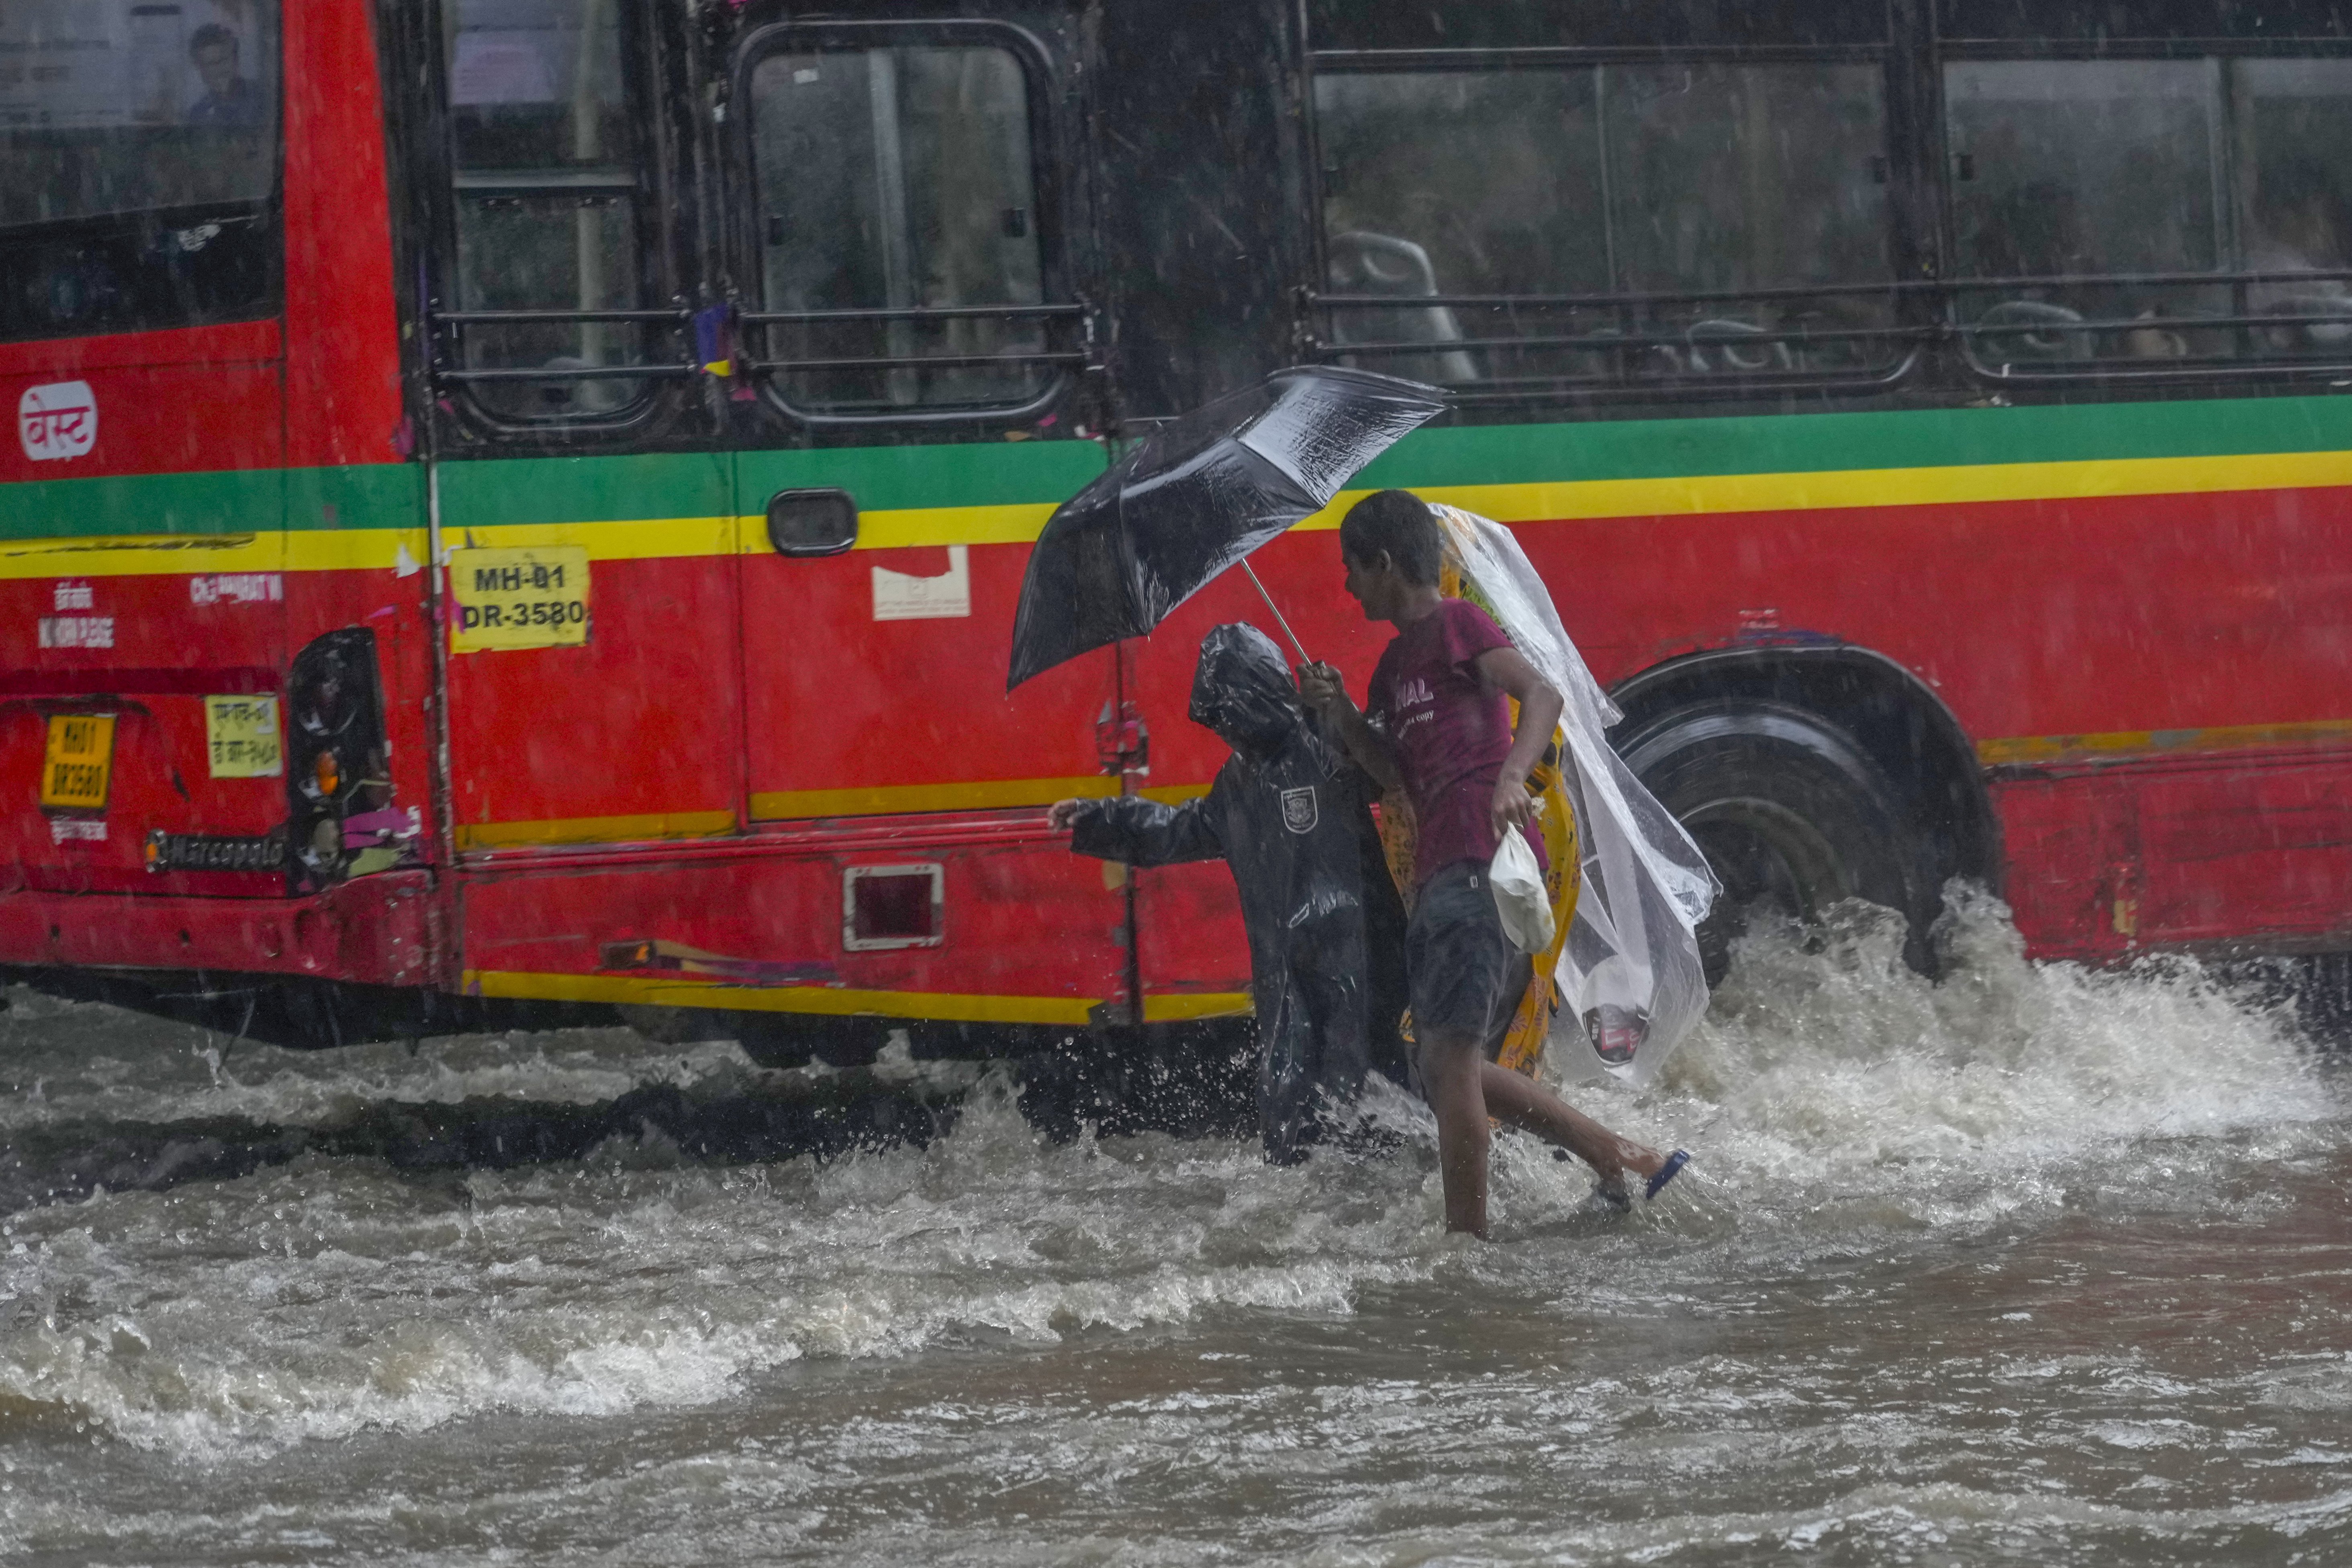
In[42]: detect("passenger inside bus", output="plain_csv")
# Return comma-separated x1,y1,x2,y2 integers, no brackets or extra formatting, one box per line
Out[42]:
1940,55,2352,368
1965,179,2104,363
1312,61,1897,388
2246,155,2352,348
0,3,281,341
186,22,266,127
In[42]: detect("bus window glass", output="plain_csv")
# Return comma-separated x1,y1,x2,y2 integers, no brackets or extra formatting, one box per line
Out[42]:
1605,66,1889,294
442,0,651,422
748,44,1049,415
2233,58,2352,354
1314,69,1606,385
0,1,281,341
1945,59,2227,370
1603,63,1896,376
1312,61,1899,391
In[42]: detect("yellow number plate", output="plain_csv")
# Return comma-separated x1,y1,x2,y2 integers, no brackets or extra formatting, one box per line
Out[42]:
449,546,591,653
41,713,115,810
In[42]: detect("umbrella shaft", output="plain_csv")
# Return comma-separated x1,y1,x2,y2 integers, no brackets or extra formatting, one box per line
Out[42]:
1240,560,1311,666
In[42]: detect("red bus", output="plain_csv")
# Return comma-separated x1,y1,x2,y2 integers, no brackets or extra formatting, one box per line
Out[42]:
6,0,2352,1055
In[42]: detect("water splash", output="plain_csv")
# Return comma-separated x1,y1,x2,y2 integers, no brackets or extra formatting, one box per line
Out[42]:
0,894,2337,1466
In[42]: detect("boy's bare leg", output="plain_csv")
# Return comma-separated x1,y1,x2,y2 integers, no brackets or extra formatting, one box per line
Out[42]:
1470,968,1666,1191
1419,1030,1493,1237
1476,1064,1667,1192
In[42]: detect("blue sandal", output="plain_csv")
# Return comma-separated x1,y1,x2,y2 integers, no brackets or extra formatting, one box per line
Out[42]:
1593,1150,1691,1211
1645,1149,1691,1200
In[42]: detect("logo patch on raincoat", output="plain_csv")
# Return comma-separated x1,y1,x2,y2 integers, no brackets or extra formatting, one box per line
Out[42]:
1280,786,1318,834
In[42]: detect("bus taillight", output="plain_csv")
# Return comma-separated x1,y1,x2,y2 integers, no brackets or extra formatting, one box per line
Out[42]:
284,629,386,895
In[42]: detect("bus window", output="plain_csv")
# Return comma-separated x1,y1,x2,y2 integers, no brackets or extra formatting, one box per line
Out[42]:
1312,0,1891,51
1945,60,2228,372
1314,70,1607,386
2234,59,2352,354
1941,0,2352,43
745,40,1054,418
0,2,280,342
1312,61,1901,395
1605,64,1894,364
1618,69,1891,310
440,0,656,423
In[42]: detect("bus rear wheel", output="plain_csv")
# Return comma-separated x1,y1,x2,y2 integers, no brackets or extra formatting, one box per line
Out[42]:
1621,701,1939,984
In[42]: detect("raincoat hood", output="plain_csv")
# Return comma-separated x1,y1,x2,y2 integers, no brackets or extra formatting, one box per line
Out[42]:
1187,624,1302,758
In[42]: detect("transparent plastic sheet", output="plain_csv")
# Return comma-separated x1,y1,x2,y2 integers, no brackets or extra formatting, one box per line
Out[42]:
1431,506,1721,1087
1065,626,1411,1159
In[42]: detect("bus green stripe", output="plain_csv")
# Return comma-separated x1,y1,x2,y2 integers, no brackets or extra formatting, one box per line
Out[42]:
3,464,417,543
730,442,1109,514
1352,393,2352,491
438,442,1108,528
5,466,283,542
7,395,2351,545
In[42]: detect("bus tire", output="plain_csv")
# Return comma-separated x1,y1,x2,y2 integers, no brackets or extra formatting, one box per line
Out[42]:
1620,700,1939,984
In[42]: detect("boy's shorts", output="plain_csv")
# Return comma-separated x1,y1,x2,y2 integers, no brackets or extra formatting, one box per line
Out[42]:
1405,859,1524,1045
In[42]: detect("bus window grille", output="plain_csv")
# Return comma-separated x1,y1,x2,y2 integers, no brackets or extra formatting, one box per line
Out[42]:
431,307,698,388
1304,266,2352,399
428,303,1092,392
1302,280,1935,402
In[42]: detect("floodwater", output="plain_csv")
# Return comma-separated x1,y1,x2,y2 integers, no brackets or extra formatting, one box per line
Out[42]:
2,894,2347,1566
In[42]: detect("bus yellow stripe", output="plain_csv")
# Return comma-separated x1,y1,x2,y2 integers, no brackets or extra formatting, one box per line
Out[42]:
748,777,1209,820
603,450,2352,555
451,781,1212,847
1977,717,2352,766
1288,448,2352,533
286,530,431,571
464,968,1101,1024
464,970,1251,1024
439,516,739,559
10,447,2347,583
846,503,1058,550
1142,992,1255,1021
456,811,738,850
0,533,289,579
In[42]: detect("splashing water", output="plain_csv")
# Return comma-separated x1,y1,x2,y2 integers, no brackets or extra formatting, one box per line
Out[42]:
1641,889,2334,1227
0,894,2344,1565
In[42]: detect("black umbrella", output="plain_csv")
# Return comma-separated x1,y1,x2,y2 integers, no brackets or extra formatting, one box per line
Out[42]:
1005,366,1446,690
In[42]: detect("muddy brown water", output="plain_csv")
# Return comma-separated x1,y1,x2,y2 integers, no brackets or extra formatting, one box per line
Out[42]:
2,900,2347,1566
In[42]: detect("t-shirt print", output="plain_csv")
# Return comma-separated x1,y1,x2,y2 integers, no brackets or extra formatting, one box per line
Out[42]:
1387,677,1438,739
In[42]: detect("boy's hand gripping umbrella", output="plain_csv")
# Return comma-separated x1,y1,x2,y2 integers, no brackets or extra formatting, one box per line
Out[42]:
1004,366,1446,689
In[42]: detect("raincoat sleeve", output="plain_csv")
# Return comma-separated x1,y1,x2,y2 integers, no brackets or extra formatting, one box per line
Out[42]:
1066,781,1227,867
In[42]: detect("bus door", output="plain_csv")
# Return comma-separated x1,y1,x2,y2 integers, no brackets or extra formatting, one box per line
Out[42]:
2,1,290,900
724,17,1134,1019
423,0,743,856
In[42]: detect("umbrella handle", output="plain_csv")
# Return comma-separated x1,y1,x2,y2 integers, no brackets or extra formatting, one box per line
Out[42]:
1240,560,1311,666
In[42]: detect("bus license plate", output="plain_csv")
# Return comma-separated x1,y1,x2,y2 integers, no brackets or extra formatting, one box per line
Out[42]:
448,546,591,653
41,713,116,811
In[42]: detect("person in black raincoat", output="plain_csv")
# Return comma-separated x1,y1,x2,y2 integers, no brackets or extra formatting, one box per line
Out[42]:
1047,624,1410,1162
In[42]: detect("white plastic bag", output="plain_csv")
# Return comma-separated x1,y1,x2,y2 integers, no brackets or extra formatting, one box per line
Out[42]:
1490,827,1555,955
1430,505,1721,1088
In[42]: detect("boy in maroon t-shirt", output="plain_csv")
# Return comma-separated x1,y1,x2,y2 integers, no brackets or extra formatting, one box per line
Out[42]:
1300,490,1686,1237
